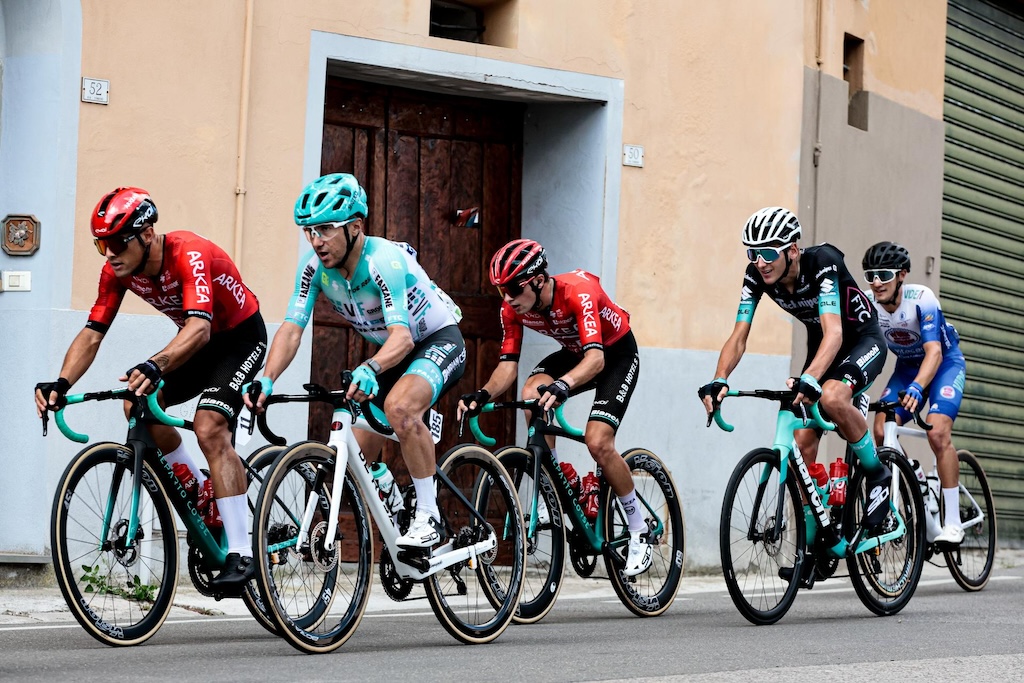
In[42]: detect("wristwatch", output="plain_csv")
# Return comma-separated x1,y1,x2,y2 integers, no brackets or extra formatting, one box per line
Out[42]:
363,358,382,375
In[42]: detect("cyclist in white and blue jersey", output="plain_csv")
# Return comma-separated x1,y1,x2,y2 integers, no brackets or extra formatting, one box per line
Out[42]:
863,241,967,545
245,173,465,549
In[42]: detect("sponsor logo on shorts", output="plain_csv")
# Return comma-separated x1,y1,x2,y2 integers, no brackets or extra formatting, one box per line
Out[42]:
940,385,956,399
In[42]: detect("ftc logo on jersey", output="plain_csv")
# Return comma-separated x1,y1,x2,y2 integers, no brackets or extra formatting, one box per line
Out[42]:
846,287,872,323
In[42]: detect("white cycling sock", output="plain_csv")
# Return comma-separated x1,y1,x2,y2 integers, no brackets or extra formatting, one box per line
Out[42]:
618,489,647,533
218,494,252,557
163,442,208,486
942,487,962,528
412,476,439,520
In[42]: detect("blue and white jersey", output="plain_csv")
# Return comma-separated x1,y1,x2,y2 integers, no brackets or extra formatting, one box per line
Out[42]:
870,284,962,364
285,237,460,345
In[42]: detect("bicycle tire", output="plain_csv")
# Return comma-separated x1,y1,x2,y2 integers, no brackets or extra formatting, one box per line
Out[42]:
944,449,997,591
239,445,285,635
494,446,566,624
425,444,526,644
720,447,803,625
845,448,926,616
602,449,685,617
253,442,373,654
51,442,179,646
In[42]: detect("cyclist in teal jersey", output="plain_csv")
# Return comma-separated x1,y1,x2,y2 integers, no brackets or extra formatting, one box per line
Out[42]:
245,174,466,548
699,208,891,583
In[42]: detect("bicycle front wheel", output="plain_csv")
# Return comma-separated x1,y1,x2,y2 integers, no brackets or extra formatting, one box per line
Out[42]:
426,444,526,644
945,449,997,591
253,442,373,654
845,448,926,616
239,445,285,636
720,447,803,625
495,446,566,624
602,449,685,617
51,443,179,646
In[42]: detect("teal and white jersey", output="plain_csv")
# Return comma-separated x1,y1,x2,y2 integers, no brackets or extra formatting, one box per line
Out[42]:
285,237,460,345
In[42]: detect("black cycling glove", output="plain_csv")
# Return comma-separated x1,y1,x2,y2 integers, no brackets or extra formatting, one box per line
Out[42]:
460,389,491,417
794,373,822,403
128,360,162,385
543,379,571,406
35,377,72,410
697,378,729,402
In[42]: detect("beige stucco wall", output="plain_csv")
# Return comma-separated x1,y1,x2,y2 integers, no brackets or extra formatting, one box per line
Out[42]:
72,1,947,358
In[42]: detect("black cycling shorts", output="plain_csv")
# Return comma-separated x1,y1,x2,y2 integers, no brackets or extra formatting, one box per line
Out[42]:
161,312,267,425
529,330,640,431
804,326,887,395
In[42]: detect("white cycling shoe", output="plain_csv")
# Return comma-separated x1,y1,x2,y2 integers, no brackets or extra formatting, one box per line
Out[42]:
397,510,443,548
934,524,965,545
533,496,551,525
622,530,653,577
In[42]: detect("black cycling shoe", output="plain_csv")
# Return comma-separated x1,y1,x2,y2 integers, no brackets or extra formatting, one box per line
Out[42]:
210,553,255,595
778,561,816,589
862,463,893,531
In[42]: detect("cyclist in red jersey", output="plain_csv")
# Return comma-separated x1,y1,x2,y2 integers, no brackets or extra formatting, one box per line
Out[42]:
34,187,267,592
457,239,651,576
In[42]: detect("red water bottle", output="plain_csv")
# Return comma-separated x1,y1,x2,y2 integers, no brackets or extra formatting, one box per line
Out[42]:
807,462,829,490
172,463,198,503
829,460,848,506
559,462,580,497
579,472,600,520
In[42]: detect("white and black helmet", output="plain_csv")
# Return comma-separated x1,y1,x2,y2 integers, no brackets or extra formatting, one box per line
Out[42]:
742,207,802,247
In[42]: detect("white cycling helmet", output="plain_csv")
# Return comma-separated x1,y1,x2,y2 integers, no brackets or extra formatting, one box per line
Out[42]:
742,207,802,247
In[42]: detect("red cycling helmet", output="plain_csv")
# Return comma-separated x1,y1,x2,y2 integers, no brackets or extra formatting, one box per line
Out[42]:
489,239,547,286
91,187,158,238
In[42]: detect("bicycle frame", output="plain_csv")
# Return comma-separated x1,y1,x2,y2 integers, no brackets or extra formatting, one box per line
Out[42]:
471,401,667,555
881,412,986,534
264,404,498,582
715,391,908,559
55,388,233,567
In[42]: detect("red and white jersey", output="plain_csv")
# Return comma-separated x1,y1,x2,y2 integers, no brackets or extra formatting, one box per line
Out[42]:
498,270,630,360
87,230,259,334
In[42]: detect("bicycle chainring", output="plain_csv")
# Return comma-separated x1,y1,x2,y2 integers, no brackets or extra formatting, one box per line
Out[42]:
308,520,339,572
568,528,598,578
187,544,217,597
379,547,414,601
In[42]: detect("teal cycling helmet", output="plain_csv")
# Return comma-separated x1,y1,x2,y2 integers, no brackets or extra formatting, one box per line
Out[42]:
294,173,368,226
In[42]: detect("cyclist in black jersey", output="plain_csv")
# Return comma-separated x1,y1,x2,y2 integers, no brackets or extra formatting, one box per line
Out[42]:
699,207,891,581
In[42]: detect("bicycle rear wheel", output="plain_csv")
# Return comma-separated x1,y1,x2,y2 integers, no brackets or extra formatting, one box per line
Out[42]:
720,447,803,625
51,443,179,646
239,445,284,635
944,449,997,591
845,448,926,616
495,446,566,624
253,442,373,654
425,444,526,644
602,449,685,617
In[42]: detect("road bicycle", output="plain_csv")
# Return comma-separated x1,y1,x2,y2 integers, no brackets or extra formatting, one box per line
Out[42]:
44,385,278,646
870,396,996,591
712,388,926,625
467,395,684,622
251,375,526,654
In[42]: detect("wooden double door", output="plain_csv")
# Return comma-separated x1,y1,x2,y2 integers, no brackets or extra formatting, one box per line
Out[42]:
308,77,523,475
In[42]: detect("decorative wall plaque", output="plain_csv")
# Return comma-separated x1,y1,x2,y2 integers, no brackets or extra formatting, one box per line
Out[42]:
2,214,40,256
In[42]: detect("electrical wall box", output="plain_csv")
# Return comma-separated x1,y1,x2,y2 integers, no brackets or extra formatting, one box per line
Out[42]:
0,271,32,292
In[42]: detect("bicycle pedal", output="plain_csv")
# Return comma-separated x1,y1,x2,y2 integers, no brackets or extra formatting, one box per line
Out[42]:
396,549,431,573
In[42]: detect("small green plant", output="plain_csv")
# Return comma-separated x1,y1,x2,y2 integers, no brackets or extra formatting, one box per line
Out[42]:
81,563,157,604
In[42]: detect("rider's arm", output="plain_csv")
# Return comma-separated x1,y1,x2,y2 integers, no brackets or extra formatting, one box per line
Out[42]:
560,348,604,389
261,321,305,383
712,320,751,381
366,323,415,372
480,360,519,397
911,340,943,389
35,327,105,416
802,311,843,380
124,317,212,395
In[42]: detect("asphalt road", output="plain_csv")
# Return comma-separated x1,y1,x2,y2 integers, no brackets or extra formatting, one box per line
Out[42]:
2,556,1023,682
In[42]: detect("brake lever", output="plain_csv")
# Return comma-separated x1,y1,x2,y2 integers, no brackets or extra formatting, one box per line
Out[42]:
41,411,48,437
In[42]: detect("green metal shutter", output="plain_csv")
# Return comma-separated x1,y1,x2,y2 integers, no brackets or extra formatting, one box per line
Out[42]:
942,0,1024,541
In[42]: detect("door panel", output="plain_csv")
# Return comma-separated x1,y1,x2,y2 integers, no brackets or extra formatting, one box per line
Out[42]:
310,77,523,479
